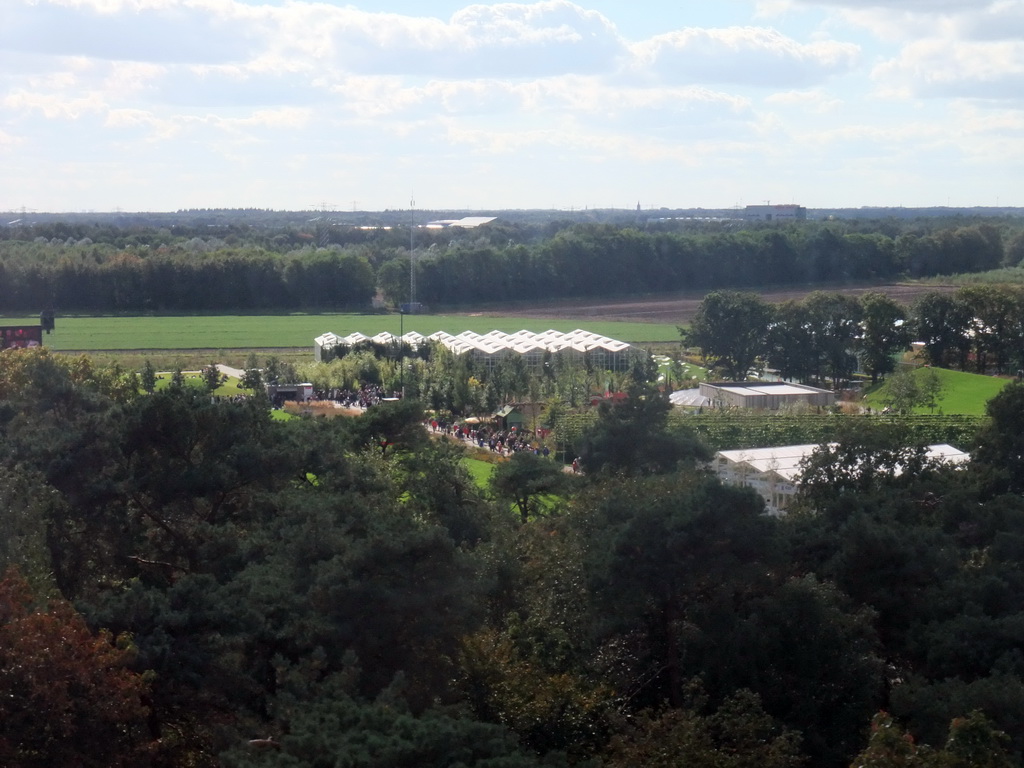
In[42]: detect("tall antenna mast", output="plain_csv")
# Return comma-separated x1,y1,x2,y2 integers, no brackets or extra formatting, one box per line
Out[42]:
409,193,416,311
310,201,335,248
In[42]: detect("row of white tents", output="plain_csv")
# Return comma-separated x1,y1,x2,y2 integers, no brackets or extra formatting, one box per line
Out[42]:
314,328,640,371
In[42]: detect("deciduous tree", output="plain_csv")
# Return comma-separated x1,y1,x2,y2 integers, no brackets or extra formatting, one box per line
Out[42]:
490,451,569,524
0,569,155,767
859,292,911,384
684,290,773,380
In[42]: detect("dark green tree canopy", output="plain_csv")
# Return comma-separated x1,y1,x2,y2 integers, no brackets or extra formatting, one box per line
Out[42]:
577,388,710,477
858,291,911,383
685,290,774,381
490,451,570,524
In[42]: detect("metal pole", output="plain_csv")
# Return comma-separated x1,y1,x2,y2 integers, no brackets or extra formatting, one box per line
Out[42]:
409,195,416,310
399,310,404,398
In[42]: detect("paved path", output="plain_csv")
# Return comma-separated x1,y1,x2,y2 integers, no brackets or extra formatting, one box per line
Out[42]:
216,364,246,378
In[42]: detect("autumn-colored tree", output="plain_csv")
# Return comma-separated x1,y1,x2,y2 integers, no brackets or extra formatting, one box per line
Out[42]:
604,688,804,768
0,569,155,768
849,711,1012,768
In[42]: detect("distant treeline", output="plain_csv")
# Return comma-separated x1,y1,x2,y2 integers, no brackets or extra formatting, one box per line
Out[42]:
0,248,375,312
1,220,1022,312
401,223,1011,306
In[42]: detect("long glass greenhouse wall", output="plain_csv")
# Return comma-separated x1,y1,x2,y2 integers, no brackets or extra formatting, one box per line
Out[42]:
314,328,641,372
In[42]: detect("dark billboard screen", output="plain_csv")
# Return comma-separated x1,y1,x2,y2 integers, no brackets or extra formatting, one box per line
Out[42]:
0,325,43,350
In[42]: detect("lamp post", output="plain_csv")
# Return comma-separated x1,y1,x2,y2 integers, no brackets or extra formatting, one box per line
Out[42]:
399,309,404,398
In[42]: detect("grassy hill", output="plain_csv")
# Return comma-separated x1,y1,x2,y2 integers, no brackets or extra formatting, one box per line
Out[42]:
863,366,1011,416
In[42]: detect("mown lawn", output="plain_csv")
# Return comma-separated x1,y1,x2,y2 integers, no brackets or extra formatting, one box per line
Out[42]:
463,455,567,520
863,366,1012,416
464,457,495,489
150,370,248,397
1,314,681,351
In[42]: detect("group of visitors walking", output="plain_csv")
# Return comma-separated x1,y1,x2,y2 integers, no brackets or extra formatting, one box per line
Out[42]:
429,419,550,457
312,384,397,409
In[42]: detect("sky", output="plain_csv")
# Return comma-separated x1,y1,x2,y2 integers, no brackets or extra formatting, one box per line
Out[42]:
1,0,1022,213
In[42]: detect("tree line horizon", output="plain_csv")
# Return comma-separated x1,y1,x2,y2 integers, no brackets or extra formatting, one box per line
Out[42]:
1,216,1022,312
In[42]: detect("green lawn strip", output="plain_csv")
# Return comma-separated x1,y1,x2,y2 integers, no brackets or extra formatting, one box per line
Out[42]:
653,355,709,384
463,455,565,518
149,370,247,397
464,457,495,490
1,314,681,351
863,366,1012,416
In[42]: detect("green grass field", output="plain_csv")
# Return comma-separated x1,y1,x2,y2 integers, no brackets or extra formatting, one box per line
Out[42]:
1,314,682,351
152,371,248,397
863,366,1011,416
464,457,495,489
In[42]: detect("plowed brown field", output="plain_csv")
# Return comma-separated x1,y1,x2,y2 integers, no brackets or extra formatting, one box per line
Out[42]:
463,283,955,324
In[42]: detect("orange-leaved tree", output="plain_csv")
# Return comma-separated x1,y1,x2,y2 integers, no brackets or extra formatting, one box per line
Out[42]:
0,568,156,768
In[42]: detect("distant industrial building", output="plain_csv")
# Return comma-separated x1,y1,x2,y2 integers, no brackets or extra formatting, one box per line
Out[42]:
699,381,834,410
424,216,496,229
744,204,807,222
314,328,640,371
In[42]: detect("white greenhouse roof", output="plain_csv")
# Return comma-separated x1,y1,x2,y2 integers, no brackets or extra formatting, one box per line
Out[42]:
716,384,825,397
716,443,969,482
316,328,636,357
670,388,711,407
717,444,829,481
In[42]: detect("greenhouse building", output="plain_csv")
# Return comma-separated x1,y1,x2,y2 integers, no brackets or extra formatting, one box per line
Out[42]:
314,328,640,371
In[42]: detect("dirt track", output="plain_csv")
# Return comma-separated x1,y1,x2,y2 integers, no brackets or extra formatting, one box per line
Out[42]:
463,284,955,324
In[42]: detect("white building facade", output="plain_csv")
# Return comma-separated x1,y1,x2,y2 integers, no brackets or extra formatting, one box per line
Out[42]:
713,443,969,516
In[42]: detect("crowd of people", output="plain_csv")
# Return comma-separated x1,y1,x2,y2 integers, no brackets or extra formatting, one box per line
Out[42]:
311,384,397,409
429,418,551,458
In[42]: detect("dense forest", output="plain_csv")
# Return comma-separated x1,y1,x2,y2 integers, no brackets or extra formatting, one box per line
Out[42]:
1,348,1023,766
2,215,1023,312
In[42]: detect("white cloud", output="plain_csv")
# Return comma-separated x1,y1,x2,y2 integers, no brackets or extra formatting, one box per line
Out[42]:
3,89,107,120
0,129,21,149
775,0,996,11
774,0,1024,43
765,88,843,112
759,0,1024,104
632,26,859,87
3,0,1023,211
874,39,1024,100
103,108,183,142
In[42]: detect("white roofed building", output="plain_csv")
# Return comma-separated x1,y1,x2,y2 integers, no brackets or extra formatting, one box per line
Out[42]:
700,381,835,410
714,442,970,516
315,328,641,370
744,204,807,222
424,216,497,229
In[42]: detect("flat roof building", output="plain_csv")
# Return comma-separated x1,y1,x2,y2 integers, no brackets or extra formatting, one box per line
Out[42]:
744,204,807,222
699,381,834,410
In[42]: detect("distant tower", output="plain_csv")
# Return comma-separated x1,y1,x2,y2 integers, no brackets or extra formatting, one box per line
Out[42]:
312,202,334,247
409,194,416,311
